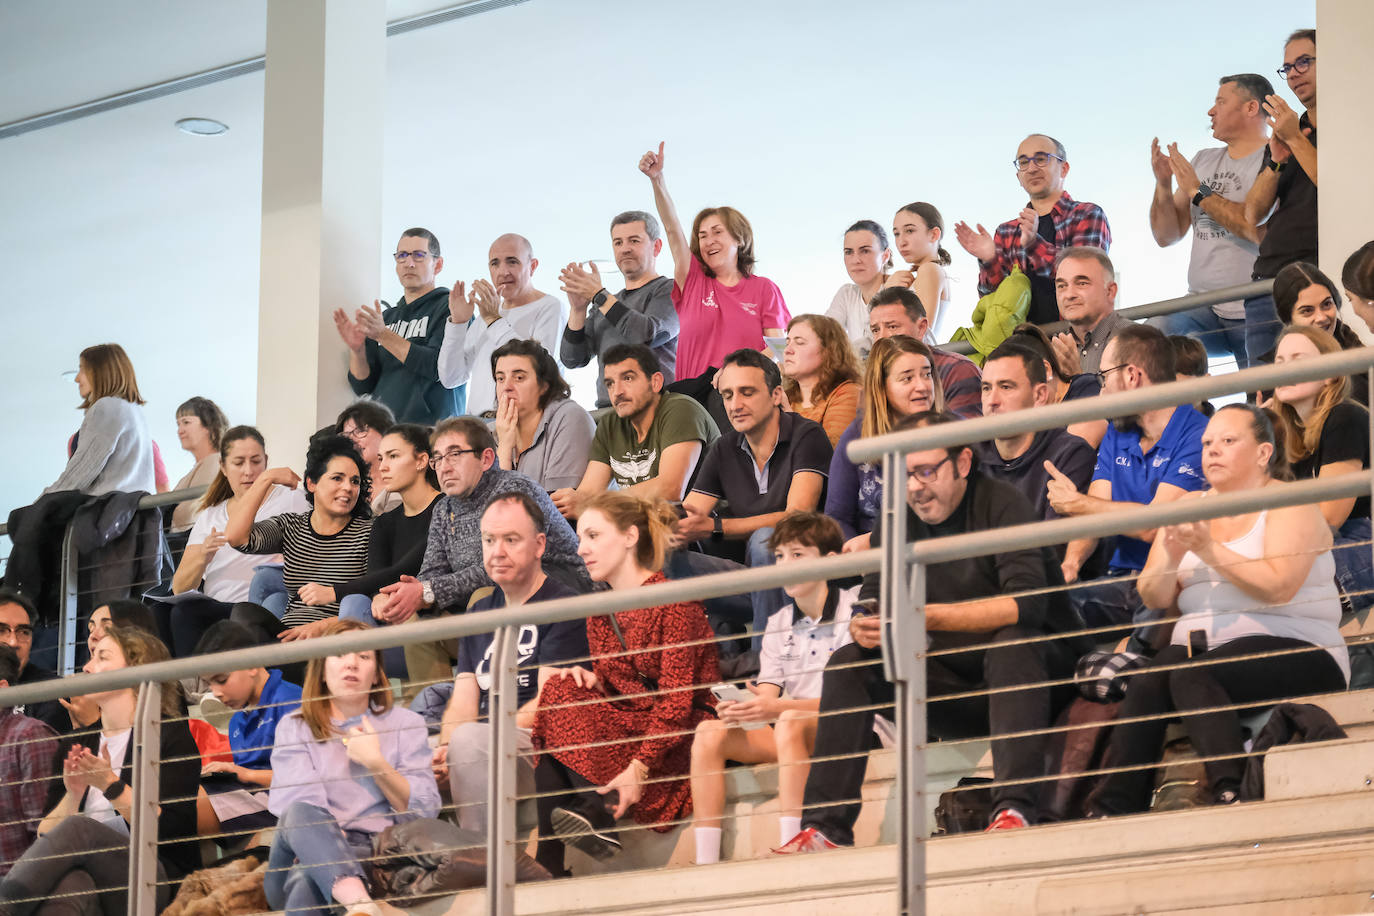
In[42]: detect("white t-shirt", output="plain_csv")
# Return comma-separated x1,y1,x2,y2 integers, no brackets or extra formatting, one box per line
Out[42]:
82,728,133,834
187,485,309,602
757,585,859,699
826,284,874,357
436,293,568,415
1188,145,1266,319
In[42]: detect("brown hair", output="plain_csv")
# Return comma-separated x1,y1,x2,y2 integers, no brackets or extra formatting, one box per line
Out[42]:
1109,323,1175,384
297,618,393,742
78,343,144,409
1341,241,1374,300
690,206,755,277
98,624,184,718
579,492,678,574
1271,325,1349,462
895,202,952,266
1010,322,1071,383
861,336,944,440
176,397,229,450
432,416,497,456
781,315,861,406
199,425,266,510
768,511,843,556
1214,403,1292,482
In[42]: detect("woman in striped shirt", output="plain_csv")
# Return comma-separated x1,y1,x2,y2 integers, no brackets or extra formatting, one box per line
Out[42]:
224,435,372,636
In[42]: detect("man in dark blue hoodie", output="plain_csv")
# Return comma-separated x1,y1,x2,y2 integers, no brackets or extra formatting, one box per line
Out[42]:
336,227,465,422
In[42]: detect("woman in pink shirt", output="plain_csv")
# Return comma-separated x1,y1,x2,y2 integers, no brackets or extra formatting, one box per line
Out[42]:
640,142,790,382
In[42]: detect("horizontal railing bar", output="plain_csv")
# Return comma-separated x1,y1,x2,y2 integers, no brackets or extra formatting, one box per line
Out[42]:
0,485,207,539
0,549,879,708
939,278,1274,356
913,473,1370,566
849,346,1374,462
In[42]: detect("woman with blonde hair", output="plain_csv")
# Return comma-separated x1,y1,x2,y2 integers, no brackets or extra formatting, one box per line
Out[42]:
0,626,200,914
825,336,944,550
781,314,862,447
1271,324,1374,611
44,343,154,496
531,492,720,877
266,618,438,916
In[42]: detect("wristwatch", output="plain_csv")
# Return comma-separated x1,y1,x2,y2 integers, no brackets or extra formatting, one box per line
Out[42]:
590,288,610,309
421,581,436,607
1191,184,1215,207
104,779,127,801
711,516,723,542
1268,159,1287,173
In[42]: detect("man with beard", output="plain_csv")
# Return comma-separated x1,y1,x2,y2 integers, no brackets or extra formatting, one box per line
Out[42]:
559,211,680,408
1045,324,1207,648
551,344,718,520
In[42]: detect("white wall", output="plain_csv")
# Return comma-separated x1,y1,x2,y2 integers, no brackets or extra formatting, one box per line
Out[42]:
0,0,1313,518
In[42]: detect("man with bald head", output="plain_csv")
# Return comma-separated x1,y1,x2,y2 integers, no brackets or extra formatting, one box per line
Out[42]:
955,134,1111,325
438,233,567,416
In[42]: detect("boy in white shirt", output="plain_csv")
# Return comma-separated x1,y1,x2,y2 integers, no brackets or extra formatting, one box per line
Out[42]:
688,511,859,865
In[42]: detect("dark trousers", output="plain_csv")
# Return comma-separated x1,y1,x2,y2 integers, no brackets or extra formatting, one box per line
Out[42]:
532,756,602,877
166,596,234,657
0,816,170,916
801,626,1075,843
1092,635,1347,815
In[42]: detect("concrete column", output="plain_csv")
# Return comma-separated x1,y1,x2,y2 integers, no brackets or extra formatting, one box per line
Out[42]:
1316,0,1374,336
256,0,386,465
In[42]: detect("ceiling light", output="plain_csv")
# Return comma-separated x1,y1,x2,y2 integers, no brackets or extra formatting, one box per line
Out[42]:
175,117,229,136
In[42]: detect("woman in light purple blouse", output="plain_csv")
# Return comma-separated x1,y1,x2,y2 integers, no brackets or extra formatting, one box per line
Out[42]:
266,618,439,916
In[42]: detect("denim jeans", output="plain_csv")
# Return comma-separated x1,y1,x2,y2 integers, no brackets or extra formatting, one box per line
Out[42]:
1332,517,1374,614
1067,568,1163,650
250,565,288,619
338,594,408,679
264,802,371,916
745,527,786,653
1243,293,1282,366
1152,306,1249,368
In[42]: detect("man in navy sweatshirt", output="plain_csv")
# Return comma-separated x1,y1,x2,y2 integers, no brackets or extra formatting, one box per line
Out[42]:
335,227,465,423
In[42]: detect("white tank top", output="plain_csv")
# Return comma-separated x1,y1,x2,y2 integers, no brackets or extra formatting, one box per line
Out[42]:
1174,510,1350,682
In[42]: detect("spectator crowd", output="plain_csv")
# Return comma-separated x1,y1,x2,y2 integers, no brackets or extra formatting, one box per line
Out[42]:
3,24,1373,912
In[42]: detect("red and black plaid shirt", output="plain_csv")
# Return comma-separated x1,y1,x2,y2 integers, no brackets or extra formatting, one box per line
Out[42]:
0,709,59,876
976,191,1112,295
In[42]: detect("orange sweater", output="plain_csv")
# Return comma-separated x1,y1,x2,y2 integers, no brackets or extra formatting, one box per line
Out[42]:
795,380,861,448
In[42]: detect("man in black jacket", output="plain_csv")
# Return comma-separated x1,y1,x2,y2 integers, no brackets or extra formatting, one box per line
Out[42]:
335,227,464,423
775,411,1085,853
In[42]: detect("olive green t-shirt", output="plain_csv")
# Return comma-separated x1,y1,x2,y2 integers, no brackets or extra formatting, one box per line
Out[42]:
588,392,720,488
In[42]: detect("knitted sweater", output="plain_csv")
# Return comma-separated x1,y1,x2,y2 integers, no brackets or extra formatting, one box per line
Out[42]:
418,468,589,612
45,397,154,496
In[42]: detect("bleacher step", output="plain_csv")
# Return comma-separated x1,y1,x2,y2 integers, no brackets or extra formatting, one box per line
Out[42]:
1265,733,1374,800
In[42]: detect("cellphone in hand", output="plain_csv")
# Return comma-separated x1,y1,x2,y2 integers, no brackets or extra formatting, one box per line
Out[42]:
710,684,767,730
851,598,879,617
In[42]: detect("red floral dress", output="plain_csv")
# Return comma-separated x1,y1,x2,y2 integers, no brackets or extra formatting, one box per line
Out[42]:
533,572,720,830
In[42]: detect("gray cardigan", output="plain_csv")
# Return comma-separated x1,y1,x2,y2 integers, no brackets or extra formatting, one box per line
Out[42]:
45,397,154,496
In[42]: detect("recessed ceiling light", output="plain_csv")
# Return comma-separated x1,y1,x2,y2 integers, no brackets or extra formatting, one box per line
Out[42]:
176,117,229,136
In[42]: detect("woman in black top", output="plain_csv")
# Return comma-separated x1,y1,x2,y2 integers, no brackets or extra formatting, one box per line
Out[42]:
1270,261,1369,405
1272,324,1373,612
0,627,200,914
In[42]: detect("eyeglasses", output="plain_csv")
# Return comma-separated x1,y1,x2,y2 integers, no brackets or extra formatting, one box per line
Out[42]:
429,448,480,468
393,250,434,263
1013,152,1064,172
906,454,953,483
1277,55,1315,78
342,425,371,442
0,624,34,641
1096,364,1129,386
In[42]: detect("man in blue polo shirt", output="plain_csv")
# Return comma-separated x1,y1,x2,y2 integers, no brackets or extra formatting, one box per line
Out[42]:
680,348,834,649
1045,324,1207,649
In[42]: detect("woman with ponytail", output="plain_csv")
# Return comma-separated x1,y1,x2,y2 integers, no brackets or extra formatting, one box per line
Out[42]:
531,492,720,877
885,202,953,344
826,219,893,357
1341,240,1374,333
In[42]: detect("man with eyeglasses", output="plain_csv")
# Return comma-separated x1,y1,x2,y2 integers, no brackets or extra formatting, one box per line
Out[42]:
1148,74,1274,369
954,134,1111,326
377,418,589,686
333,399,399,514
438,233,567,417
1045,324,1207,650
336,227,465,423
1242,28,1320,364
0,589,65,734
1050,247,1128,376
775,410,1088,853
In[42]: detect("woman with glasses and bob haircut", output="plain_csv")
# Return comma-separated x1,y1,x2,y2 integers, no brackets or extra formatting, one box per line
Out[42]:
266,617,439,916
1091,404,1348,815
222,435,373,639
44,343,154,496
825,335,944,551
1270,324,1374,613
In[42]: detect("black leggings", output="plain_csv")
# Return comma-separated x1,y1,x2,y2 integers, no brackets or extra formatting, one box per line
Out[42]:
1093,635,1347,815
0,816,170,916
532,756,601,877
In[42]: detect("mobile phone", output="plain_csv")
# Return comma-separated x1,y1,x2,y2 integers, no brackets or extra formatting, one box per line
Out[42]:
710,684,766,730
851,598,879,617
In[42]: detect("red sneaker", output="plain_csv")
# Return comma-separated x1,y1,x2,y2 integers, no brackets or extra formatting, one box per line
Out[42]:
985,808,1029,831
772,827,840,855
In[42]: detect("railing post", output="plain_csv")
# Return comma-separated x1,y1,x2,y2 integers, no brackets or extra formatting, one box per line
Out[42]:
880,450,925,915
127,680,161,915
485,625,517,916
58,524,79,675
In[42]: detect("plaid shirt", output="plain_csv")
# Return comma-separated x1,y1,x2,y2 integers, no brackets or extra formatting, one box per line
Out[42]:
976,192,1112,295
0,709,59,875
